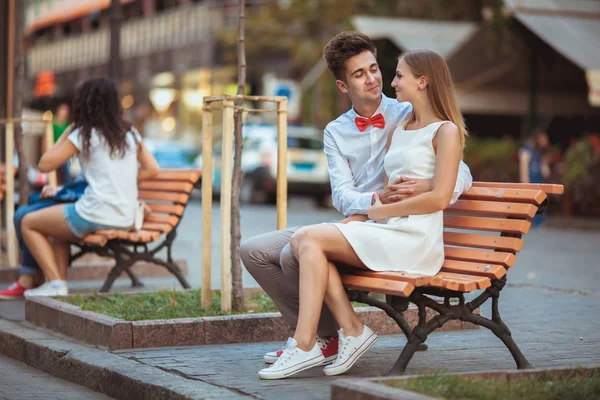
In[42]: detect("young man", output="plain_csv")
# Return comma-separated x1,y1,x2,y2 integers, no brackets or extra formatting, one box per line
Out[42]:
240,31,473,365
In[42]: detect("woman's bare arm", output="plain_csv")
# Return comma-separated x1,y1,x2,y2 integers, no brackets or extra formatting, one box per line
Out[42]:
38,125,77,172
137,141,160,181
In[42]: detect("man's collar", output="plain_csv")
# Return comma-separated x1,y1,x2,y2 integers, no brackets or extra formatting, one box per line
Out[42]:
350,95,390,119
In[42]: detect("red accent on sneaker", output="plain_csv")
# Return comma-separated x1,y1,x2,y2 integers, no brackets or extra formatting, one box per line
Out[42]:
0,282,29,300
317,336,339,359
275,349,284,357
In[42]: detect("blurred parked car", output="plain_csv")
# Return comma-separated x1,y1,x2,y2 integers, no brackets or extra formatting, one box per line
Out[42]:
145,139,201,187
196,125,331,207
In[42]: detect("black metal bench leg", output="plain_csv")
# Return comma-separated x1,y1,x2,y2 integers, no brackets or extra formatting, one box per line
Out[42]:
490,296,531,369
100,256,135,293
386,337,424,376
124,269,144,288
347,291,428,352
495,329,532,369
152,259,191,289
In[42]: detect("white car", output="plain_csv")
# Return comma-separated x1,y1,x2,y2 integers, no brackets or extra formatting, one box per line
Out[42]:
196,125,331,207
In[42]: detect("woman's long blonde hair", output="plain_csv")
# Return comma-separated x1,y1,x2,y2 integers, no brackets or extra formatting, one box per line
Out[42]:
400,50,467,150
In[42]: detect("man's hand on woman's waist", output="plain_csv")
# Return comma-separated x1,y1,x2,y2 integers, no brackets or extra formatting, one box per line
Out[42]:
375,176,433,205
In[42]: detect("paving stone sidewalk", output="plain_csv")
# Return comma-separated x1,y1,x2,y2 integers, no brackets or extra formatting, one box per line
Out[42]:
0,353,113,400
115,286,600,400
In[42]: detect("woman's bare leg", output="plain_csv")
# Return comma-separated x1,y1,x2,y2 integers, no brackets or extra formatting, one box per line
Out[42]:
54,240,72,280
290,224,367,351
21,205,79,281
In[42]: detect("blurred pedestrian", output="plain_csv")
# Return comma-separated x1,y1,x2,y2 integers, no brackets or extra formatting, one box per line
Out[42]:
519,127,551,227
52,103,72,184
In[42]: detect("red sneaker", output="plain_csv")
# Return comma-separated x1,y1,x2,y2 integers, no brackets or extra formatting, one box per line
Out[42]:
0,282,30,300
264,335,338,365
316,335,339,365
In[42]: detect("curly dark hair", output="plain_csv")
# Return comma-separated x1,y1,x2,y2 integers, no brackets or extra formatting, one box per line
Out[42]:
323,31,377,81
71,78,134,159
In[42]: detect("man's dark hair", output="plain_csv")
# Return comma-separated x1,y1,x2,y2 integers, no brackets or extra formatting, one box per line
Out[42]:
323,31,377,81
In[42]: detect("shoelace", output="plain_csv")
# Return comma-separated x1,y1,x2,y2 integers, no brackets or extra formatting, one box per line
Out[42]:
270,347,294,369
332,337,350,366
7,283,18,290
316,337,329,350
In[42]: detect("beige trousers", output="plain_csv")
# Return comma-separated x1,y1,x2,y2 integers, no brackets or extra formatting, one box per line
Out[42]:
240,226,339,337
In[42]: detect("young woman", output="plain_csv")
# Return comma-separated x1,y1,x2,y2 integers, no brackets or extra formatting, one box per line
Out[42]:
259,49,466,379
22,78,159,297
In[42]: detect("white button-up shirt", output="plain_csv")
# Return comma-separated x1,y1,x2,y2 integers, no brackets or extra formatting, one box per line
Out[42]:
324,95,473,217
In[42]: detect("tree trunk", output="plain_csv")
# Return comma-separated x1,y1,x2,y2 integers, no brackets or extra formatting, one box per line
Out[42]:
230,0,246,312
13,0,28,206
109,0,122,83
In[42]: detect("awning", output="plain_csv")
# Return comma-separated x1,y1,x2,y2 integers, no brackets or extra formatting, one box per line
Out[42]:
351,16,477,59
505,0,600,106
25,0,135,34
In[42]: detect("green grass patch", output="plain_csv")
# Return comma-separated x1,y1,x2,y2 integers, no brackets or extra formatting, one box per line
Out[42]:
384,368,600,400
62,289,369,321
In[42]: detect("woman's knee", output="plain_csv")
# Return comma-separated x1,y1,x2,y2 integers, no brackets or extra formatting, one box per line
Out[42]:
21,213,35,231
290,226,319,254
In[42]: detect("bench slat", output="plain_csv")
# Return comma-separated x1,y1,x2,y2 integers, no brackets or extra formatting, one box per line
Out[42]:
444,215,531,234
443,232,524,252
141,222,173,233
152,169,201,183
472,181,564,195
139,190,189,204
341,269,492,293
92,229,161,243
138,181,194,194
339,268,438,287
440,260,507,279
144,213,180,226
443,247,517,268
147,203,185,216
460,187,547,206
435,272,491,292
447,200,537,219
341,275,414,297
124,230,162,242
81,233,108,247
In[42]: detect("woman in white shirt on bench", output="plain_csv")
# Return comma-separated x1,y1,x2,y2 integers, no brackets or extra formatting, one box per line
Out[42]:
21,78,159,297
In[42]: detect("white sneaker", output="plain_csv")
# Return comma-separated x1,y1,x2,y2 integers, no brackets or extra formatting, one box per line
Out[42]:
24,281,68,297
264,335,338,365
323,325,378,376
258,338,324,380
263,344,285,364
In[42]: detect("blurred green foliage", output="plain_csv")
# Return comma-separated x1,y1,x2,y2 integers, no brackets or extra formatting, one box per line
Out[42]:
463,137,519,182
564,135,600,215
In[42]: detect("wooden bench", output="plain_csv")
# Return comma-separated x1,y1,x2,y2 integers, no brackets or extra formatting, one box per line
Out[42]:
340,181,564,375
70,169,201,292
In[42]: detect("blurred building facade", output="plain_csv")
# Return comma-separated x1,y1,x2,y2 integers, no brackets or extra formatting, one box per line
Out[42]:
349,1,600,144
23,0,261,144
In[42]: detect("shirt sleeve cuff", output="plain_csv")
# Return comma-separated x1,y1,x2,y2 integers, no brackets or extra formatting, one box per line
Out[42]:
358,192,376,215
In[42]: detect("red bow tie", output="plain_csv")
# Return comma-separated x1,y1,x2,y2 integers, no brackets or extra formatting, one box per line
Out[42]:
355,113,385,132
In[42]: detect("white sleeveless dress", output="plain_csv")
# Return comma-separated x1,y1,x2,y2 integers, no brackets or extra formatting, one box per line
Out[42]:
333,121,448,276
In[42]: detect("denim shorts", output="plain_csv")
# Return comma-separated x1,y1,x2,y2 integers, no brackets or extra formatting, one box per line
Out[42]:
63,203,111,239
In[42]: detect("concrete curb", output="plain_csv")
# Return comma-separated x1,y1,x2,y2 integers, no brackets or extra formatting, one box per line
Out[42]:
330,366,600,400
26,297,478,350
0,319,247,400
